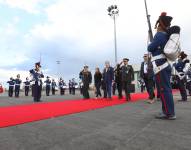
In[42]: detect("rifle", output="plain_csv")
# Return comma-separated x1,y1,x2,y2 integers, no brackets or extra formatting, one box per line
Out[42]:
144,0,153,42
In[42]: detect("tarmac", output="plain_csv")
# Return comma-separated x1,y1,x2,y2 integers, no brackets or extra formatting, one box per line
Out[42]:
0,90,191,150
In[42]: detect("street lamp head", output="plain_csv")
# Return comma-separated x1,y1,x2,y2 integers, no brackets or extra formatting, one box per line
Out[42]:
107,7,111,12
107,5,119,17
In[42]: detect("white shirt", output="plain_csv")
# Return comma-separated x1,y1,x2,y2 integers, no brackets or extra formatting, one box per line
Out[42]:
144,62,148,74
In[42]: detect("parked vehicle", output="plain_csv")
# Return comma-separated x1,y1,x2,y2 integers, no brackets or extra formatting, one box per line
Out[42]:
0,83,4,93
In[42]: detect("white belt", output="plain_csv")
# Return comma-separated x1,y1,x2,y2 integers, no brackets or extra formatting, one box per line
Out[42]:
152,61,169,74
9,85,14,87
177,72,185,80
151,54,166,62
15,84,20,86
32,81,41,85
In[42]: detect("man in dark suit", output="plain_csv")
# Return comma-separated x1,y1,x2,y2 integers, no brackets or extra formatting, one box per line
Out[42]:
114,63,123,99
80,66,92,99
121,58,134,101
140,54,155,104
102,61,114,99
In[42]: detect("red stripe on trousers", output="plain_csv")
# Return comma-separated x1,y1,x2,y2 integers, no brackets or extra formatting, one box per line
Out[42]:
156,73,168,114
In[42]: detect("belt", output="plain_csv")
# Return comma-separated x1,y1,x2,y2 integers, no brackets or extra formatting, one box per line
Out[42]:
151,54,166,62
9,85,14,87
177,72,185,80
152,61,169,74
15,84,20,86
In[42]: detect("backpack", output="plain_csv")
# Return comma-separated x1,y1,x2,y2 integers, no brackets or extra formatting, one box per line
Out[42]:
164,26,181,61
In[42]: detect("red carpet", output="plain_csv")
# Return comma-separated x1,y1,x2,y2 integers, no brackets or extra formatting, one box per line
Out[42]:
0,91,177,128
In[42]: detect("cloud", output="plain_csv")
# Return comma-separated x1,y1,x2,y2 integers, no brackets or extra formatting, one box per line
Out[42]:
0,17,30,67
0,0,191,82
0,0,48,14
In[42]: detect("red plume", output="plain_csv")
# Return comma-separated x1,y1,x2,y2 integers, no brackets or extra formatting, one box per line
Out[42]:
160,12,167,16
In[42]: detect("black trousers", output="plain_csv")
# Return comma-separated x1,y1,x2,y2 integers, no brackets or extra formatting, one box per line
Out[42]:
144,77,155,99
83,83,90,99
52,88,56,95
123,81,131,100
69,88,72,94
46,86,50,96
25,86,29,96
72,87,75,95
8,87,14,97
141,85,145,93
33,83,42,102
15,86,20,97
60,88,65,95
112,84,116,95
95,82,102,97
116,82,122,98
187,81,191,95
176,76,187,101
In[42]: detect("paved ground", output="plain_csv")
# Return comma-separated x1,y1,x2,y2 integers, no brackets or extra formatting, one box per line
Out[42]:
0,90,191,150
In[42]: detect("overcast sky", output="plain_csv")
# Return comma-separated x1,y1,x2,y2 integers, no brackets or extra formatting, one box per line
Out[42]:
0,0,190,83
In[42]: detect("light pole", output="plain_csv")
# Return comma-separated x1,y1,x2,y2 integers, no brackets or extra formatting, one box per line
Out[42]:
107,5,119,64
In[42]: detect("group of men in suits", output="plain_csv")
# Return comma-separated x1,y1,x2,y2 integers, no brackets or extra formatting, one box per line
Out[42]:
79,58,134,101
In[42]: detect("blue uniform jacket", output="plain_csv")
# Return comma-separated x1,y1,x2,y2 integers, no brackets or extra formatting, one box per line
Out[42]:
174,59,190,73
14,79,22,87
51,82,57,88
148,32,169,67
7,80,15,87
29,69,44,85
24,81,30,86
44,79,51,87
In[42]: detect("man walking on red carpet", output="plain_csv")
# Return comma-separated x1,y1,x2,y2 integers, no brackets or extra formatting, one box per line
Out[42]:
121,58,134,101
102,61,114,99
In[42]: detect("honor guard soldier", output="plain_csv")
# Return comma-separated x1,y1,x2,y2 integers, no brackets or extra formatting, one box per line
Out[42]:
30,62,44,102
44,76,51,96
51,79,57,95
148,12,176,120
24,77,30,96
174,52,190,101
14,74,22,98
59,78,66,95
7,77,15,97
121,58,134,101
71,78,77,95
69,80,72,94
186,64,191,96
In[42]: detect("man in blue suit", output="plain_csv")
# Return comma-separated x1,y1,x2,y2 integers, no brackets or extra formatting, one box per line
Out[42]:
102,61,114,99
